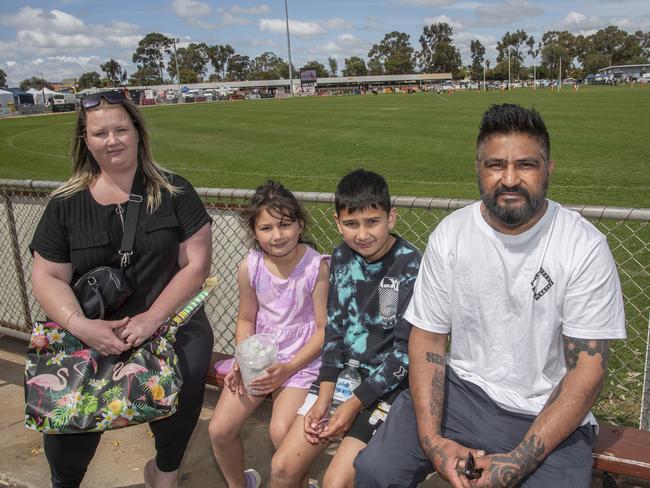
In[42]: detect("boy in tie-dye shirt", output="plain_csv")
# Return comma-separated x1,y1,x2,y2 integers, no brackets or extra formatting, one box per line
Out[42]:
271,169,421,488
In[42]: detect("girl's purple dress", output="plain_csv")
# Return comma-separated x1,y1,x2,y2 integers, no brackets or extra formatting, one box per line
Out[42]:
217,245,327,390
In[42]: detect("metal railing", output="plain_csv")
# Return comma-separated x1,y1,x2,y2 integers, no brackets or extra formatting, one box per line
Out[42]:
0,180,648,429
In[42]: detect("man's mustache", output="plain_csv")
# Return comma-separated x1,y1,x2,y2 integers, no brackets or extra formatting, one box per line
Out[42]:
491,185,531,201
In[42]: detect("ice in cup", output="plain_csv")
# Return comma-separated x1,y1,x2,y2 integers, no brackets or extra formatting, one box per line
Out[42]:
235,333,278,395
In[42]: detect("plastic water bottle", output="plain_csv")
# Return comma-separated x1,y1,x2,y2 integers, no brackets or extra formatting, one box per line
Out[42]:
330,359,362,415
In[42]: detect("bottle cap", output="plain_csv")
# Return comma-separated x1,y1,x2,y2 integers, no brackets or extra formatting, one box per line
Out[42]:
348,358,360,368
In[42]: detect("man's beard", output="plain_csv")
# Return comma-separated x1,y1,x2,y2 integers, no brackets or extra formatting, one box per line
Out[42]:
479,177,549,228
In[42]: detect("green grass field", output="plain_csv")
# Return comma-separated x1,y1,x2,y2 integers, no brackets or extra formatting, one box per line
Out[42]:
1,85,649,208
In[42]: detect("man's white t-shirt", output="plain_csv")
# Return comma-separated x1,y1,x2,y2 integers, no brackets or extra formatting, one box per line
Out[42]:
405,200,626,417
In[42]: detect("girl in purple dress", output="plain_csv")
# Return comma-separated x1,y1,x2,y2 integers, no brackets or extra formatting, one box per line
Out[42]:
209,180,329,488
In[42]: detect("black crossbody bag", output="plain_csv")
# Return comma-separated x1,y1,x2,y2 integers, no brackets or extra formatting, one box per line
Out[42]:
72,176,144,319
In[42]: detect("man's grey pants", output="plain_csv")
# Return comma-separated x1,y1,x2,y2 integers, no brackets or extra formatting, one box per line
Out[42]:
354,367,595,488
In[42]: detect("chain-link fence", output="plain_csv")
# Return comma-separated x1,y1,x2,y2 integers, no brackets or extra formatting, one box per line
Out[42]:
0,180,648,429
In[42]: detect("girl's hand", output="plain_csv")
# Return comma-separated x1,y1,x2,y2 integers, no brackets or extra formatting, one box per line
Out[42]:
248,362,292,395
225,362,245,396
119,311,162,347
68,316,130,356
320,396,363,440
304,397,331,445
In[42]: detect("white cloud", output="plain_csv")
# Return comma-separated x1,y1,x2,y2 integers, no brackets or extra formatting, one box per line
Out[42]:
307,33,371,59
475,0,543,27
16,30,103,49
453,31,498,63
1,7,85,34
325,17,354,30
424,15,463,30
259,18,326,36
401,0,456,5
556,11,605,32
171,0,212,18
231,4,271,15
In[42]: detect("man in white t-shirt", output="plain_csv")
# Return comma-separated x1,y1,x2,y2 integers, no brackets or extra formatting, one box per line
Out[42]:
354,104,626,488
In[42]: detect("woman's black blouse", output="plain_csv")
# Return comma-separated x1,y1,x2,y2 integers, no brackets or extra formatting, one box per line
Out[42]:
29,173,212,319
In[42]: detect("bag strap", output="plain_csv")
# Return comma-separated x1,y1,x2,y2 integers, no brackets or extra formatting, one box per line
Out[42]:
119,173,145,268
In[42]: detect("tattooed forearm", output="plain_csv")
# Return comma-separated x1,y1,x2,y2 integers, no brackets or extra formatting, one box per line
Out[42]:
563,337,610,370
544,377,565,408
486,435,545,487
426,351,445,365
429,369,445,431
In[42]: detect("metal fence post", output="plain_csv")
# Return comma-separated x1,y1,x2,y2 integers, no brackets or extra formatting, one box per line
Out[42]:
642,315,650,430
3,192,33,329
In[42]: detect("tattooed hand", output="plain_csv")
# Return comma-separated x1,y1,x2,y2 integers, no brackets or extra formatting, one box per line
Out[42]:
421,436,483,488
472,435,545,487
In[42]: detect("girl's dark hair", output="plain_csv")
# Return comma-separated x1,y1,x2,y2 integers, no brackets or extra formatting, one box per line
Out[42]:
244,180,310,243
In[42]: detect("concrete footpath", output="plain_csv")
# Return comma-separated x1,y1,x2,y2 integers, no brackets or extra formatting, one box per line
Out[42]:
0,334,452,488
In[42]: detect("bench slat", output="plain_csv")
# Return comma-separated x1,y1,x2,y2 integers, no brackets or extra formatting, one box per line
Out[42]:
593,424,650,480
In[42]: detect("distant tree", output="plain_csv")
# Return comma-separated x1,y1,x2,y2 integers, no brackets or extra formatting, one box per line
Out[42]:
277,60,296,79
540,31,576,79
368,31,414,75
300,60,329,78
342,56,368,76
328,57,338,77
168,42,210,83
367,57,384,75
132,33,173,82
0,68,6,89
19,77,53,91
470,39,486,82
207,44,235,80
527,38,541,80
226,54,251,81
249,51,287,80
496,30,534,79
418,23,461,78
128,66,162,86
77,71,101,90
100,59,127,87
634,30,650,58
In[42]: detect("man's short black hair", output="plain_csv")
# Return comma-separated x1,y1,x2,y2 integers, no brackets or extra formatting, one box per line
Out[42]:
335,169,391,214
477,104,550,161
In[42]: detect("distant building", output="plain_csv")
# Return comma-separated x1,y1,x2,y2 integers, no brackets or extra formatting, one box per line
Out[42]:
130,73,453,94
596,64,650,82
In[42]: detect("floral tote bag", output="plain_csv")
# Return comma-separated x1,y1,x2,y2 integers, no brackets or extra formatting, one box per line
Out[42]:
25,278,217,434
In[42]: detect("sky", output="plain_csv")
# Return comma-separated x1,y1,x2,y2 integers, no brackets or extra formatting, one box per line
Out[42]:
1,0,650,87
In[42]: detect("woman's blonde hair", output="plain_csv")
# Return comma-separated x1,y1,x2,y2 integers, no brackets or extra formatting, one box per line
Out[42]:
51,95,179,212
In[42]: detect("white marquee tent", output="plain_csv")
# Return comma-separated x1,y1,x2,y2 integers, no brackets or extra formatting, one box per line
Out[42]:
26,87,61,104
0,89,14,107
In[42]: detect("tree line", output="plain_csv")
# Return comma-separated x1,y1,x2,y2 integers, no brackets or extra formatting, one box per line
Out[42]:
5,23,650,92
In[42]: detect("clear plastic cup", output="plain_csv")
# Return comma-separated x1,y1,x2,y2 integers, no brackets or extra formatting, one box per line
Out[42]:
235,333,278,395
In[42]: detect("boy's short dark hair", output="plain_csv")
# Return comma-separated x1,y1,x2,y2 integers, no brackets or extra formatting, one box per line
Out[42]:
335,169,391,214
477,104,550,161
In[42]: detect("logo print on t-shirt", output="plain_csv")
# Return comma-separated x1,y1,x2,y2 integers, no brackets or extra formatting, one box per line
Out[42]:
531,267,553,300
379,277,399,324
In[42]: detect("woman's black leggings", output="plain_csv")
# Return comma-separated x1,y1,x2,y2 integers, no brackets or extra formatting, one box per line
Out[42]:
43,310,214,488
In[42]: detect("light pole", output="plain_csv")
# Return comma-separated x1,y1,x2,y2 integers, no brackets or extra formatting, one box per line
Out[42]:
284,0,294,96
172,38,181,92
507,47,511,90
483,61,486,92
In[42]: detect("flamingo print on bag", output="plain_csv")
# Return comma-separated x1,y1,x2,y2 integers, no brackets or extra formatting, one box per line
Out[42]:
26,367,69,420
112,362,148,397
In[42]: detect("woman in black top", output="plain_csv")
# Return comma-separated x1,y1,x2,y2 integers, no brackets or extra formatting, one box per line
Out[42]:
30,92,213,488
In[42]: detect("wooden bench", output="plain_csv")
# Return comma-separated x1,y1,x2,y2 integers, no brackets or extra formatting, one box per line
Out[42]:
592,424,650,487
206,351,650,486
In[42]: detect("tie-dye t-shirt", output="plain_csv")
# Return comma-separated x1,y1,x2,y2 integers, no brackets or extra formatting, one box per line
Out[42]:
319,235,421,407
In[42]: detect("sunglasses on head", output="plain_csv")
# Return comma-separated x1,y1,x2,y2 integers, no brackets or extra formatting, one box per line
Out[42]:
81,91,125,109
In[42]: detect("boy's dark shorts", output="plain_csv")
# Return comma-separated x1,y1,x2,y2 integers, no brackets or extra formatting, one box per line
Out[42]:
346,386,404,443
